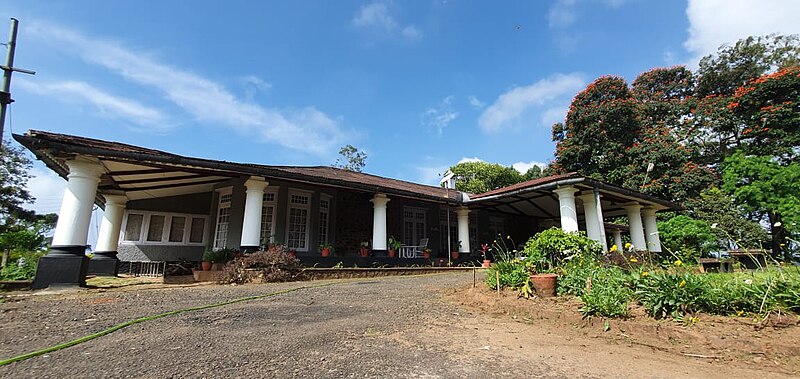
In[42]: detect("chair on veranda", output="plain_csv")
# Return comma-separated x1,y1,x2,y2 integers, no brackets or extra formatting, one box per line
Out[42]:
399,238,428,258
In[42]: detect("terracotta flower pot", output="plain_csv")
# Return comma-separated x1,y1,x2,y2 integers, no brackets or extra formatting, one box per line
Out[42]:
450,251,459,260
530,273,558,298
359,247,370,257
482,259,491,268
321,248,331,257
422,252,431,259
201,261,213,271
388,249,396,258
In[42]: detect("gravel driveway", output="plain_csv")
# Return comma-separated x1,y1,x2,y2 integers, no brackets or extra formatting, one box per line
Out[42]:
0,272,789,378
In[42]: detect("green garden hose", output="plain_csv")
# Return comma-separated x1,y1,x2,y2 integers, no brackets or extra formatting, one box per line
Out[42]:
0,283,332,367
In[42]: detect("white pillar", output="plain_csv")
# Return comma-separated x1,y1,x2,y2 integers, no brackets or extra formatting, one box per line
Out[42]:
95,194,128,252
51,157,104,247
240,177,269,249
553,186,579,233
577,191,601,242
623,202,647,251
371,193,390,250
641,207,662,252
456,207,471,253
612,229,623,252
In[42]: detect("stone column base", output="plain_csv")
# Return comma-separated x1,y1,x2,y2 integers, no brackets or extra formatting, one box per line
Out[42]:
88,251,119,276
32,246,90,289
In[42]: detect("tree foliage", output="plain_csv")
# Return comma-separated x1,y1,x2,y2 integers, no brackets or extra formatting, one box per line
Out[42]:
449,161,523,194
334,144,367,172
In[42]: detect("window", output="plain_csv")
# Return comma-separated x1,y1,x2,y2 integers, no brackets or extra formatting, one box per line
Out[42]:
259,190,277,245
318,196,331,245
213,190,233,249
286,190,311,251
146,215,166,242
403,207,426,245
120,211,208,246
123,213,144,242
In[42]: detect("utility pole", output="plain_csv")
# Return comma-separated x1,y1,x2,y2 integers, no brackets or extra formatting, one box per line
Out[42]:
0,18,36,147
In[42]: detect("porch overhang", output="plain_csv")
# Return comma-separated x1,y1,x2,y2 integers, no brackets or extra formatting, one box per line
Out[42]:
464,174,680,224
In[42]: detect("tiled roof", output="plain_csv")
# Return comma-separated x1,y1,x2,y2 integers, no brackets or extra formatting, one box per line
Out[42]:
469,172,581,199
19,130,457,201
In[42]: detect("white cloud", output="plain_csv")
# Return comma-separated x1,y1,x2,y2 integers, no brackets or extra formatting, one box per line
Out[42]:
28,21,346,156
26,166,67,215
467,95,486,109
421,95,458,135
352,1,423,41
684,0,800,67
458,157,483,164
478,73,585,133
511,160,547,174
540,105,569,127
416,165,450,186
548,0,578,28
17,79,170,131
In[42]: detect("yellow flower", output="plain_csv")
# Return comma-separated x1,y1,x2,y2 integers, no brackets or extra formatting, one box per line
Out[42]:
679,280,686,287
629,257,638,263
609,244,617,252
642,271,649,277
624,242,632,250
674,260,682,267
506,235,511,240
737,310,744,316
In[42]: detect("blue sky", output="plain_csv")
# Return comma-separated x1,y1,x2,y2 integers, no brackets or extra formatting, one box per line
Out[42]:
2,0,799,221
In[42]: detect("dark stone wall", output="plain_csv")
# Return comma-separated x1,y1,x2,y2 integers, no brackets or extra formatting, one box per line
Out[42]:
333,191,373,255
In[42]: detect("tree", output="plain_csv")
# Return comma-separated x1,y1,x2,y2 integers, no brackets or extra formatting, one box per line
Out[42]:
334,145,367,172
522,165,543,181
0,142,36,230
552,76,640,185
722,152,800,261
449,161,523,194
553,71,714,203
657,215,718,262
685,187,768,250
696,34,800,97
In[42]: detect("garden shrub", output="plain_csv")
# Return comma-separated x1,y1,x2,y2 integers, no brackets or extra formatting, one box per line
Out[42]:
557,253,602,297
657,215,717,263
580,267,632,318
635,271,706,319
0,251,43,280
485,260,528,290
523,228,601,273
221,244,304,284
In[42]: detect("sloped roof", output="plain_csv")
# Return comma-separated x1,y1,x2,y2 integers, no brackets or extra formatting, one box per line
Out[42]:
14,130,457,202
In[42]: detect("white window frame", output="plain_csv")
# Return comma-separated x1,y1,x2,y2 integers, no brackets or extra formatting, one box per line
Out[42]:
285,189,312,252
119,211,208,246
213,188,233,250
318,194,332,245
259,188,279,245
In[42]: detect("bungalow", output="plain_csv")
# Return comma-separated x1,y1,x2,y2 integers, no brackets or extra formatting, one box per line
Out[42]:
14,130,678,289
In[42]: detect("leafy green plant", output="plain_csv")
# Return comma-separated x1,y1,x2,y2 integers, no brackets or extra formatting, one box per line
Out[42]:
580,268,632,318
485,260,528,290
523,228,601,273
387,236,401,251
635,270,706,319
203,248,234,263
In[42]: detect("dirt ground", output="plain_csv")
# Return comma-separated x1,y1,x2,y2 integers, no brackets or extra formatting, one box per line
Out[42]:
440,283,800,377
0,272,798,378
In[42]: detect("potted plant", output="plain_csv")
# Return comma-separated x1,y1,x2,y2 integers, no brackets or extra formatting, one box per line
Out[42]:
526,249,558,298
422,247,432,259
480,243,491,268
450,241,461,260
387,236,401,258
204,248,232,271
359,240,371,257
201,250,214,271
319,242,333,257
